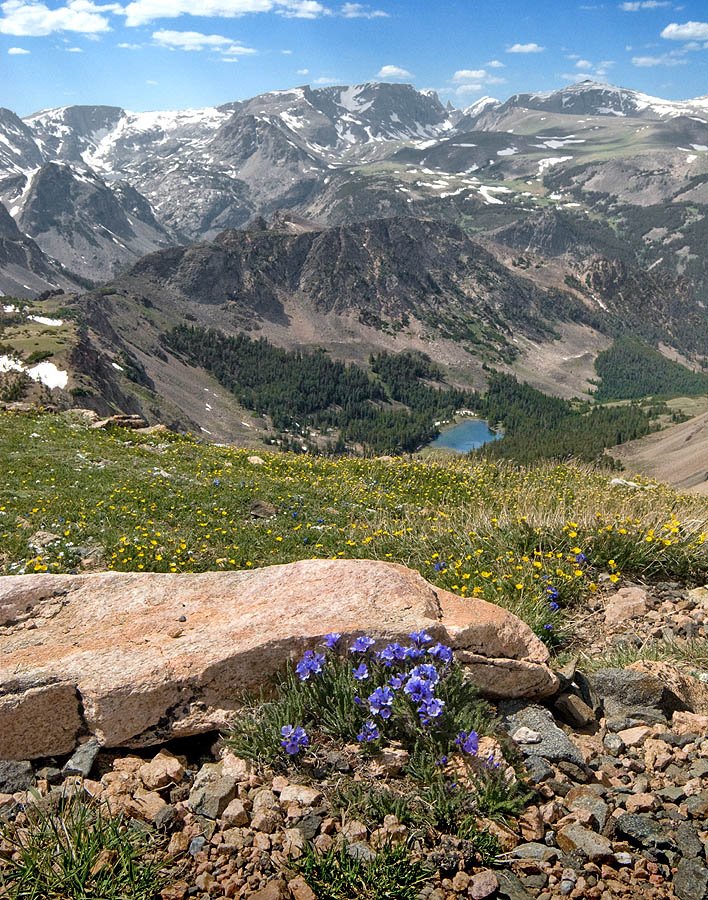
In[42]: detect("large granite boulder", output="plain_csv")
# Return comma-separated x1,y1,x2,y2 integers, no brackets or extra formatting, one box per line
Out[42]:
0,560,558,759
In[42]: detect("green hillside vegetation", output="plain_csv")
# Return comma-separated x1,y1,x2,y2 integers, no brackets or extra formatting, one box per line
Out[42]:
164,326,477,454
476,373,656,464
1,410,707,650
593,337,708,401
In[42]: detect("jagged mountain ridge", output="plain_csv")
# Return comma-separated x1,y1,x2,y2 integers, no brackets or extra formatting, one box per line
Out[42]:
2,78,708,288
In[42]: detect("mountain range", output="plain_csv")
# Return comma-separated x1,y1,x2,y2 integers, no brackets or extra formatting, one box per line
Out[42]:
1,78,707,453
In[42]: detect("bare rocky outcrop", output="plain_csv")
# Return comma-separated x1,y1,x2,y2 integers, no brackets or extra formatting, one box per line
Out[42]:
0,559,558,759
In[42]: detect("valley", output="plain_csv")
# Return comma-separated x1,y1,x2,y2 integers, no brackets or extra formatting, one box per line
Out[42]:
0,79,707,484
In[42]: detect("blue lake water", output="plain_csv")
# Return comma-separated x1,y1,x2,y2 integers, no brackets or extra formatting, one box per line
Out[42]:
430,418,501,453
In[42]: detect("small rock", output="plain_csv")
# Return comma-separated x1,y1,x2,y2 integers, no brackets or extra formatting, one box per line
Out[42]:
625,792,657,814
470,869,499,900
673,711,708,735
221,798,249,827
614,851,632,866
556,824,613,861
278,784,323,806
372,747,410,776
189,774,238,820
512,727,542,745
346,841,375,862
604,587,648,627
502,704,585,766
288,875,317,900
0,760,33,793
248,456,265,465
673,857,708,900
509,842,558,862
250,499,277,518
139,750,184,791
341,819,368,843
62,737,101,778
616,726,651,747
553,692,595,728
161,881,189,900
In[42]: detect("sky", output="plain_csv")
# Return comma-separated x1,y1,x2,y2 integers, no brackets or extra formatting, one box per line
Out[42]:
1,0,708,116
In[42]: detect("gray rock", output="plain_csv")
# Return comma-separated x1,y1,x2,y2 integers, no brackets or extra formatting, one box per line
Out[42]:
588,668,687,723
674,857,708,900
346,842,375,862
674,823,704,860
567,794,609,832
553,692,595,728
189,775,238,820
508,842,559,862
62,737,101,777
556,824,613,861
0,760,33,793
615,814,676,851
500,704,584,767
524,755,554,784
496,871,535,900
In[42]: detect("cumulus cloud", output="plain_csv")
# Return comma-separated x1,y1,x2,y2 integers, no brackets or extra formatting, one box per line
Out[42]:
452,68,486,81
575,59,592,69
661,21,708,41
341,2,387,17
507,42,544,53
486,59,504,68
117,40,141,46
296,66,308,73
620,1,671,9
122,0,329,27
66,44,82,49
312,74,339,83
152,27,257,53
0,0,121,36
377,63,412,78
7,43,29,51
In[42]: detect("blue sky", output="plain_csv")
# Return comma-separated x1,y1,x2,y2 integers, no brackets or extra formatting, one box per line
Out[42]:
1,0,708,115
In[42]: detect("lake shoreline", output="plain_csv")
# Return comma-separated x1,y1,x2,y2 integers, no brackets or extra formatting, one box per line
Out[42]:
426,415,502,454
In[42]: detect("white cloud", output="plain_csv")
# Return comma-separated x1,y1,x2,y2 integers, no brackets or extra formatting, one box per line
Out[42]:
452,68,486,81
0,0,121,36
377,63,412,78
661,21,708,41
66,43,82,49
486,59,504,68
122,0,329,27
507,42,544,53
632,52,687,65
7,43,29,51
146,77,157,83
341,2,387,17
296,66,308,73
152,27,257,53
620,1,671,9
312,74,339,83
117,39,141,46
281,47,291,52
575,59,592,69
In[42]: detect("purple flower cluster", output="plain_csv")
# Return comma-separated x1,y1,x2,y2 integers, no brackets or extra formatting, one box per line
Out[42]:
287,628,460,753
455,730,479,755
295,650,325,681
281,725,309,755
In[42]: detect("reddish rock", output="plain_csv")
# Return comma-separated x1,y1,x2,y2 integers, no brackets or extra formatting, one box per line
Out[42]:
604,587,648,627
0,560,558,759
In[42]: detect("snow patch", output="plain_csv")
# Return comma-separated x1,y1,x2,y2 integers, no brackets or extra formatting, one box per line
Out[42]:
28,315,63,327
537,156,572,175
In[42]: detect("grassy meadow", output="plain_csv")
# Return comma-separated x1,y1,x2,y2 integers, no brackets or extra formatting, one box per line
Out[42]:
2,409,707,649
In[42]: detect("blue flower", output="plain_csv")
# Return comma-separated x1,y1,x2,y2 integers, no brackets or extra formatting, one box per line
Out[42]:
418,697,445,723
388,674,404,690
575,552,587,564
549,601,560,612
353,662,369,681
409,663,440,686
404,675,434,703
350,635,376,654
546,586,560,600
368,686,395,718
357,721,380,743
428,642,454,664
280,725,309,755
212,478,221,486
544,623,553,631
402,645,426,661
295,650,325,681
455,730,479,755
323,632,341,649
409,629,433,646
433,561,446,572
377,642,407,666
